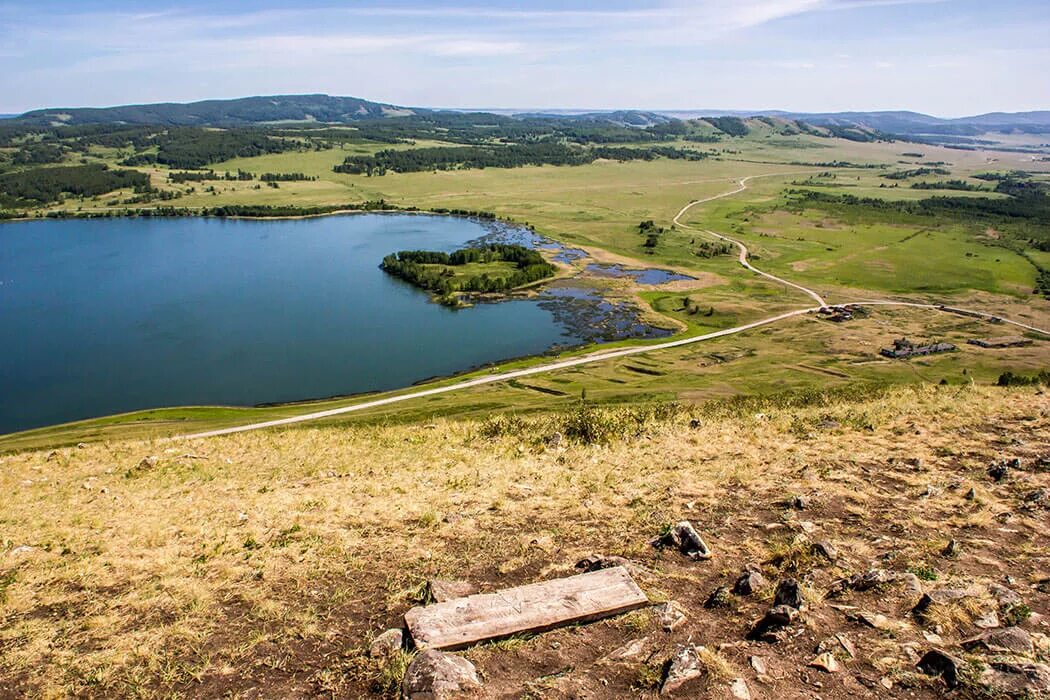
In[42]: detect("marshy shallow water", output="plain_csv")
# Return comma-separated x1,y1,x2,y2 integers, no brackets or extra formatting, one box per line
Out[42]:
1,214,666,433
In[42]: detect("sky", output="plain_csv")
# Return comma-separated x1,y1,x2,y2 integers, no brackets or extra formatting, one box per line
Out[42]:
1,0,1048,116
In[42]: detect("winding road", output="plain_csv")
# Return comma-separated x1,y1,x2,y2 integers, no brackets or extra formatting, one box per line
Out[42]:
176,174,1048,441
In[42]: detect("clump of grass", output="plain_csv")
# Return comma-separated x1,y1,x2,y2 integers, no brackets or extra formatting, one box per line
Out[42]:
633,662,664,690
906,562,939,581
559,401,683,445
766,535,818,575
478,412,532,439
370,650,414,695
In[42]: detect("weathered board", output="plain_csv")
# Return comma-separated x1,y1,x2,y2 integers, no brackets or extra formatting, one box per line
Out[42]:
404,566,648,650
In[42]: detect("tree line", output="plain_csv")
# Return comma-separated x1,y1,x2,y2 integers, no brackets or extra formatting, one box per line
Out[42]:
0,164,149,205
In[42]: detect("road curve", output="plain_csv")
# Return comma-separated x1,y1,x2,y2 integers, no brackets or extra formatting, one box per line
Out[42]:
174,174,1048,441
672,174,828,307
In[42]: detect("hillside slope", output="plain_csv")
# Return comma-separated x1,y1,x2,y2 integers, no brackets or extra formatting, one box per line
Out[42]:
1,383,1047,698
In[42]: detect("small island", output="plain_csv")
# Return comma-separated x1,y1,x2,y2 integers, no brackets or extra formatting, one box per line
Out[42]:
381,244,557,306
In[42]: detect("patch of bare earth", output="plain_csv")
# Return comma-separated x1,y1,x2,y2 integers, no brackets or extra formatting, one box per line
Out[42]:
1,384,1047,698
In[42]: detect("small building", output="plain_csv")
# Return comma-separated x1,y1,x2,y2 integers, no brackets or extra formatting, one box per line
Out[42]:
880,337,957,359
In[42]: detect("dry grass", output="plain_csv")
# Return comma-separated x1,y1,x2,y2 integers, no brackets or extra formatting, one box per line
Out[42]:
0,383,1047,698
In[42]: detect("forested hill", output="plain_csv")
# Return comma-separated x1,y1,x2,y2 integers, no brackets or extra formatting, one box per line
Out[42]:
14,94,423,127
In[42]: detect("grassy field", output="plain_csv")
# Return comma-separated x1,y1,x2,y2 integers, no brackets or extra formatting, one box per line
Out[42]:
2,383,1046,697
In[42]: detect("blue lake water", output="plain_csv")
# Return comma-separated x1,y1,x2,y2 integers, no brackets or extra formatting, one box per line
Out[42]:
0,214,658,434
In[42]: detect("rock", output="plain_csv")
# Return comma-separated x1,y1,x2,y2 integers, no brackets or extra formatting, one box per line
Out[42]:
797,520,818,534
661,645,705,695
369,628,404,659
728,678,751,699
854,611,893,630
916,648,963,689
922,484,940,498
402,650,481,699
811,540,837,561
668,521,713,560
705,586,732,609
963,627,1034,655
1024,488,1047,504
76,442,87,449
808,652,840,673
544,431,563,448
747,605,799,642
655,601,687,632
749,656,767,675
965,486,977,500
575,554,632,573
689,418,702,429
774,579,805,610
790,495,809,510
828,568,891,597
893,572,924,595
732,566,766,596
46,450,59,461
942,539,961,557
606,637,648,661
989,583,1023,608
974,610,1001,629
818,634,856,658
912,587,977,619
979,662,1050,697
988,461,1010,482
9,545,33,558
427,579,476,603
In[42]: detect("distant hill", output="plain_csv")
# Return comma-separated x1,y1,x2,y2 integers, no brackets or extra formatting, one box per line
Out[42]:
9,94,1050,139
14,94,423,127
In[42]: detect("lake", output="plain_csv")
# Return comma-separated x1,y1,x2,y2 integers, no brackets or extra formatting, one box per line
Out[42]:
0,214,664,434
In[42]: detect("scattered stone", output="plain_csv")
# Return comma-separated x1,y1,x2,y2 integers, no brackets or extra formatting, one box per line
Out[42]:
922,484,941,498
854,611,893,630
974,610,1001,629
749,656,767,675
705,586,732,609
912,587,977,619
666,521,713,560
689,418,702,429
818,634,856,659
797,520,818,534
963,627,1034,655
827,568,891,597
76,442,87,449
661,645,705,695
790,495,809,510
894,572,924,595
427,579,477,603
655,601,687,632
988,461,1010,482
942,539,961,558
732,566,766,596
402,650,481,699
916,648,962,689
369,628,404,659
979,662,1050,697
46,450,59,461
9,545,33,557
989,583,1023,608
1024,488,1047,505
575,554,632,573
965,486,977,500
747,605,799,642
774,579,805,610
544,432,563,449
811,540,837,561
728,677,751,699
808,652,840,673
606,637,648,661
923,631,944,644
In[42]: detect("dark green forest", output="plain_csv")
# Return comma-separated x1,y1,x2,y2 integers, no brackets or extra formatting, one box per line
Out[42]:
381,244,556,300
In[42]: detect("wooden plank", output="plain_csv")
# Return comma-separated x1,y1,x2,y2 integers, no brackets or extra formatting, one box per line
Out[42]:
404,566,648,650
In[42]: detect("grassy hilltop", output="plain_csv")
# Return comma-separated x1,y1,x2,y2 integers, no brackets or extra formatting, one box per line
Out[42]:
2,383,1048,697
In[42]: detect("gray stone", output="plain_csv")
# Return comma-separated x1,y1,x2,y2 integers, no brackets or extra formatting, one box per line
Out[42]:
732,566,766,596
402,650,481,699
979,662,1050,697
963,627,1034,655
749,655,767,675
669,521,713,560
790,495,809,510
729,678,751,699
661,645,705,695
942,539,961,558
774,579,805,610
965,486,977,500
369,628,404,659
916,648,962,689
989,583,1023,608
575,554,632,573
655,601,687,632
811,540,838,561
747,605,799,642
427,579,477,603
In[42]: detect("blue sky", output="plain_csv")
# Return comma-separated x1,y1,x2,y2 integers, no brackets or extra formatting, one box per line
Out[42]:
1,0,1047,116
